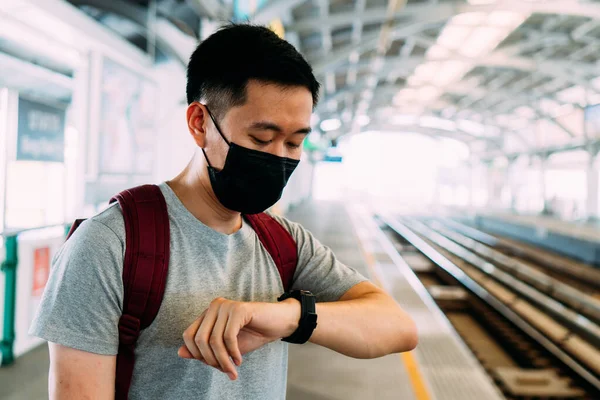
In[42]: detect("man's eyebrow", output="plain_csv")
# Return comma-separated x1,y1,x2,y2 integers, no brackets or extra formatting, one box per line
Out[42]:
249,121,312,134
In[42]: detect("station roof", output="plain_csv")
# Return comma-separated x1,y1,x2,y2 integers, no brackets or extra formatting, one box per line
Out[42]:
66,0,600,159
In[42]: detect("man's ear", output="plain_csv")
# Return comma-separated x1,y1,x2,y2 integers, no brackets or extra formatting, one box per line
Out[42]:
186,102,210,148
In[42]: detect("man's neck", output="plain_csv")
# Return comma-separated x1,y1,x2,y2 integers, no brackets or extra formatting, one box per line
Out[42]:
167,155,243,235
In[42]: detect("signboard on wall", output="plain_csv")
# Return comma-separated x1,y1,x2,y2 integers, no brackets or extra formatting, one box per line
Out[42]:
17,97,66,162
32,247,50,297
14,228,65,358
99,58,157,175
85,57,157,207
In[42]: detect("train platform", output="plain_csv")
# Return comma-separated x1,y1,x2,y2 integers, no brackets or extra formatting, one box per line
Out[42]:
0,201,504,400
462,212,600,266
484,213,600,243
286,202,503,400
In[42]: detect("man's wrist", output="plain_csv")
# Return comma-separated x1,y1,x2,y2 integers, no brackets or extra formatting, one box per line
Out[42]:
279,298,301,338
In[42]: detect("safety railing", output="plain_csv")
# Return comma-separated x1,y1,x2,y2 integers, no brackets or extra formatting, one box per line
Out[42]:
0,223,71,366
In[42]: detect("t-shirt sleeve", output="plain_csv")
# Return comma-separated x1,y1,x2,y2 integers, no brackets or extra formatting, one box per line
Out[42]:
29,219,124,356
271,215,369,302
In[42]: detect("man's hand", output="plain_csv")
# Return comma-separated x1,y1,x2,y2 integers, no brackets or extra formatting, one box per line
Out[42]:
178,297,300,380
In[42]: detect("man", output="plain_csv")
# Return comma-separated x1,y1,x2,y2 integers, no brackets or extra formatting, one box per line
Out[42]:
30,24,417,399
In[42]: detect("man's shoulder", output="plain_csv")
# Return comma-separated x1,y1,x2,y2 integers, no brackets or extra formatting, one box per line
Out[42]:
264,211,306,241
65,203,125,252
87,202,125,241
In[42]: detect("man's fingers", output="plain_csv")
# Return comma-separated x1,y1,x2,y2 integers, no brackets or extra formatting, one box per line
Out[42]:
178,345,196,359
209,308,238,380
224,310,243,367
196,301,221,371
182,312,206,360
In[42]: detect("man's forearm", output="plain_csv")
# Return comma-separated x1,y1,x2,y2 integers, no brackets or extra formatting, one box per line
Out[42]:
308,292,417,359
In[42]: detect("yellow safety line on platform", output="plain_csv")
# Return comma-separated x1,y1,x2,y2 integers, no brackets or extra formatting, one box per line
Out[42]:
400,352,432,400
348,208,432,400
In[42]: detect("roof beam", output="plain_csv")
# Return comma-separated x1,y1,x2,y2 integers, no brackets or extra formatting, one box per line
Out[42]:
185,0,231,20
251,0,306,24
289,0,600,34
365,123,484,143
324,51,599,91
67,0,195,64
478,138,600,161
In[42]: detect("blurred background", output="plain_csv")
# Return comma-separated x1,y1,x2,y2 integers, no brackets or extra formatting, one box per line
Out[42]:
1,0,600,399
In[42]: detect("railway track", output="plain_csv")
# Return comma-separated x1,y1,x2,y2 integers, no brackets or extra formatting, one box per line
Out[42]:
378,215,600,399
439,218,600,290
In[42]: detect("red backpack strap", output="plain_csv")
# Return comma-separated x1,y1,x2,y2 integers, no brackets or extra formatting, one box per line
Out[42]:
245,213,297,291
109,185,170,400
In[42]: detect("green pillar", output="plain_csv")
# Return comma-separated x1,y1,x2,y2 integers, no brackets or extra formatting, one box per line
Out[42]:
1,235,18,366
64,223,72,238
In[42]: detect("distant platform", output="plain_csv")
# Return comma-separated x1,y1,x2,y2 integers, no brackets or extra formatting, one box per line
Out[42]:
464,213,600,266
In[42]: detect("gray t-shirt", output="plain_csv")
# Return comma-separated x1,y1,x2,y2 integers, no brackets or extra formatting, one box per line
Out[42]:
30,182,367,400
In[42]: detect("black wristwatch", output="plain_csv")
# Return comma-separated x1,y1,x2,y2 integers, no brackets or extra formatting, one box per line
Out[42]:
277,290,318,344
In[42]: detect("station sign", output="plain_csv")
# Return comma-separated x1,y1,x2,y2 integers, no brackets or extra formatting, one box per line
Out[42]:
17,97,66,162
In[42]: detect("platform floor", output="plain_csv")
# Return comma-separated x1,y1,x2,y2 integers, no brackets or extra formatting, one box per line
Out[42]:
1,201,503,400
285,202,416,400
488,212,600,243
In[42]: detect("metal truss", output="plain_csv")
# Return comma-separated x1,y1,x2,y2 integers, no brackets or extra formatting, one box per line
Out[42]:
69,0,600,161
249,0,600,160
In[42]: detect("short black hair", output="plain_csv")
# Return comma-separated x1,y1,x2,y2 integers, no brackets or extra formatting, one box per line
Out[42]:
186,23,320,121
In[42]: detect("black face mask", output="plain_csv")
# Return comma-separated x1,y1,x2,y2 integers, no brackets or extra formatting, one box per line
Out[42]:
202,110,300,214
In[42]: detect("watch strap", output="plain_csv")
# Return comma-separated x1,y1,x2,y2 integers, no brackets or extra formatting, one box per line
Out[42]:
277,290,318,344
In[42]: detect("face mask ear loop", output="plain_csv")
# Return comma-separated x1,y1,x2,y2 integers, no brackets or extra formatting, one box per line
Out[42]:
201,148,213,168
201,106,229,168
206,108,231,146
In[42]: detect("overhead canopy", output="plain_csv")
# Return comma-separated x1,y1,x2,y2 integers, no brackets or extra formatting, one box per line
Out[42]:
66,0,600,160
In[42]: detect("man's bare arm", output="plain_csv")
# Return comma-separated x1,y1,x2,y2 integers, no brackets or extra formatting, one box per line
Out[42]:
48,342,116,400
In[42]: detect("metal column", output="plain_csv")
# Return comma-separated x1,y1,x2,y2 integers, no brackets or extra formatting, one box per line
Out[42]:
586,148,600,220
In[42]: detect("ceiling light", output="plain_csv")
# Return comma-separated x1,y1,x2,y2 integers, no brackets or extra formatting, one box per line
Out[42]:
437,25,472,50
393,88,416,105
451,12,487,26
407,75,423,86
488,11,527,27
342,110,353,122
361,90,374,101
426,45,451,60
404,105,426,115
470,140,489,153
539,98,561,115
414,61,440,80
457,119,486,135
434,61,470,86
460,26,505,57
557,85,586,106
417,86,442,102
320,118,342,132
515,106,535,118
441,107,457,119
421,116,456,131
356,115,371,126
391,115,418,125
366,76,378,87
588,94,600,105
486,126,502,136
371,57,385,72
